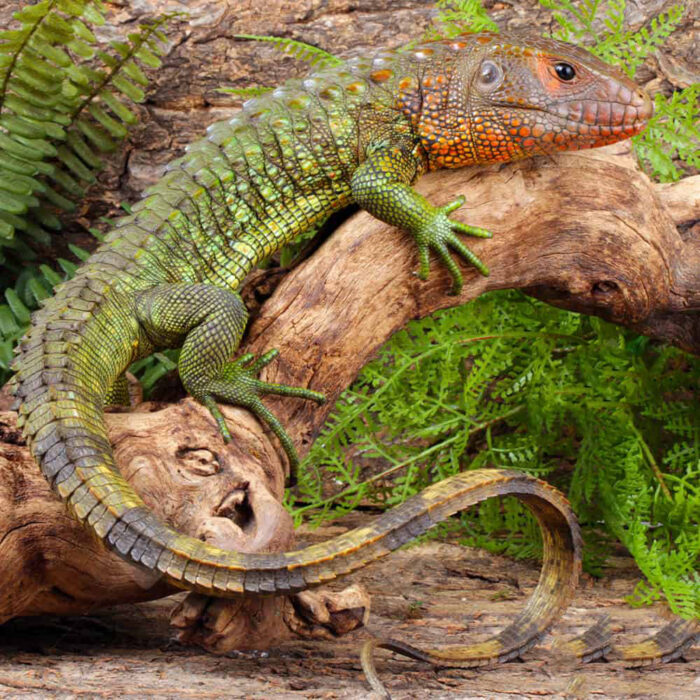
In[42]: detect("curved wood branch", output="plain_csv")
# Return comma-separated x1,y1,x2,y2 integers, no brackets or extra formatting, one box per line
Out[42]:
1,143,698,650
248,142,699,450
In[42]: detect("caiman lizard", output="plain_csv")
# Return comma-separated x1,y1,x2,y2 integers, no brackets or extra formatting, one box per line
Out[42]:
11,31,659,693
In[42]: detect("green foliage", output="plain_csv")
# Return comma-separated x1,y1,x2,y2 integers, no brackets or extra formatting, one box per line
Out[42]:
0,0,170,384
234,34,342,69
634,85,700,181
129,349,180,394
0,0,169,247
0,243,88,376
426,0,500,38
291,292,700,617
539,1,685,78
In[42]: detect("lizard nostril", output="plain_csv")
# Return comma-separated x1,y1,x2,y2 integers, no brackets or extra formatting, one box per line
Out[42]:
631,88,653,114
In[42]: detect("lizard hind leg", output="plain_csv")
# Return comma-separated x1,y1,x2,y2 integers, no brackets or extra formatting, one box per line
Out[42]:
135,282,324,483
104,373,131,407
201,354,325,485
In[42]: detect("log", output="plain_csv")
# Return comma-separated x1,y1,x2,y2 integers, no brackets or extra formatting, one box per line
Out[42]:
1,140,698,651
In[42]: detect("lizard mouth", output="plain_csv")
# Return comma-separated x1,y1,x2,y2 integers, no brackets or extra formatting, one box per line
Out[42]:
505,88,653,139
514,104,651,156
551,88,653,134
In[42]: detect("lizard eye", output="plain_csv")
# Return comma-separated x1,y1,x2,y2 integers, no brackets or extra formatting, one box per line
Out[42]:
476,60,503,91
554,62,576,81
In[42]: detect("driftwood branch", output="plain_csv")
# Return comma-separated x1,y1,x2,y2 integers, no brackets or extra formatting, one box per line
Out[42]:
1,143,698,650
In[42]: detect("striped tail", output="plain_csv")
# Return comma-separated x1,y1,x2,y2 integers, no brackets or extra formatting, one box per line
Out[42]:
13,273,146,520
13,281,581,670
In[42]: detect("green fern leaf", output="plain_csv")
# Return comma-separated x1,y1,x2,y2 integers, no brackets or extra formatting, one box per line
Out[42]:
634,84,700,182
234,34,342,68
0,0,170,299
427,0,500,38
217,86,274,98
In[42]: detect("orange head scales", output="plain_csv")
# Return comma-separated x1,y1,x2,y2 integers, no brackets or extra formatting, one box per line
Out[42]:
393,32,653,170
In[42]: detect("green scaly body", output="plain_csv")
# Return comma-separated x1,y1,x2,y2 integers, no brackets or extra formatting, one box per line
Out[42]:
12,32,653,677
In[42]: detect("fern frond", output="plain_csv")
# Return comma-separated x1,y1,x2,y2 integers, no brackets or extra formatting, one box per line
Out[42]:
594,4,685,77
234,34,342,69
0,1,170,247
426,0,500,39
0,1,172,383
293,288,700,617
634,84,700,182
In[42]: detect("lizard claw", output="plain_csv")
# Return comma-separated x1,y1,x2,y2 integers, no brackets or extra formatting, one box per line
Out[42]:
201,350,325,485
413,196,491,295
443,194,466,214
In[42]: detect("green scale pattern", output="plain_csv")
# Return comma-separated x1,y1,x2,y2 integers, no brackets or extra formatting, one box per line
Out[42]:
11,32,650,623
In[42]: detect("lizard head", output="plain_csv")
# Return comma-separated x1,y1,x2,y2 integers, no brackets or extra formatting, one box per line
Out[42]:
403,32,653,170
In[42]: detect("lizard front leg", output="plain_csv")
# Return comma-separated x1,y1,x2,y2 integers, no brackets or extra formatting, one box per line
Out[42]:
135,283,324,484
351,145,492,294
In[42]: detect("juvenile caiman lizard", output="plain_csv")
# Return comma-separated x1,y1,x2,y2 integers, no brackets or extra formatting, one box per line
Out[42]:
11,31,656,689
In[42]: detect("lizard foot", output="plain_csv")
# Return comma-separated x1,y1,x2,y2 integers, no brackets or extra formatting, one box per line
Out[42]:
200,349,325,485
413,195,492,295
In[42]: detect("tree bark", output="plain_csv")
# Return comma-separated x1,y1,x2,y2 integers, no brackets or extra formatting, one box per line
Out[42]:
1,139,698,649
